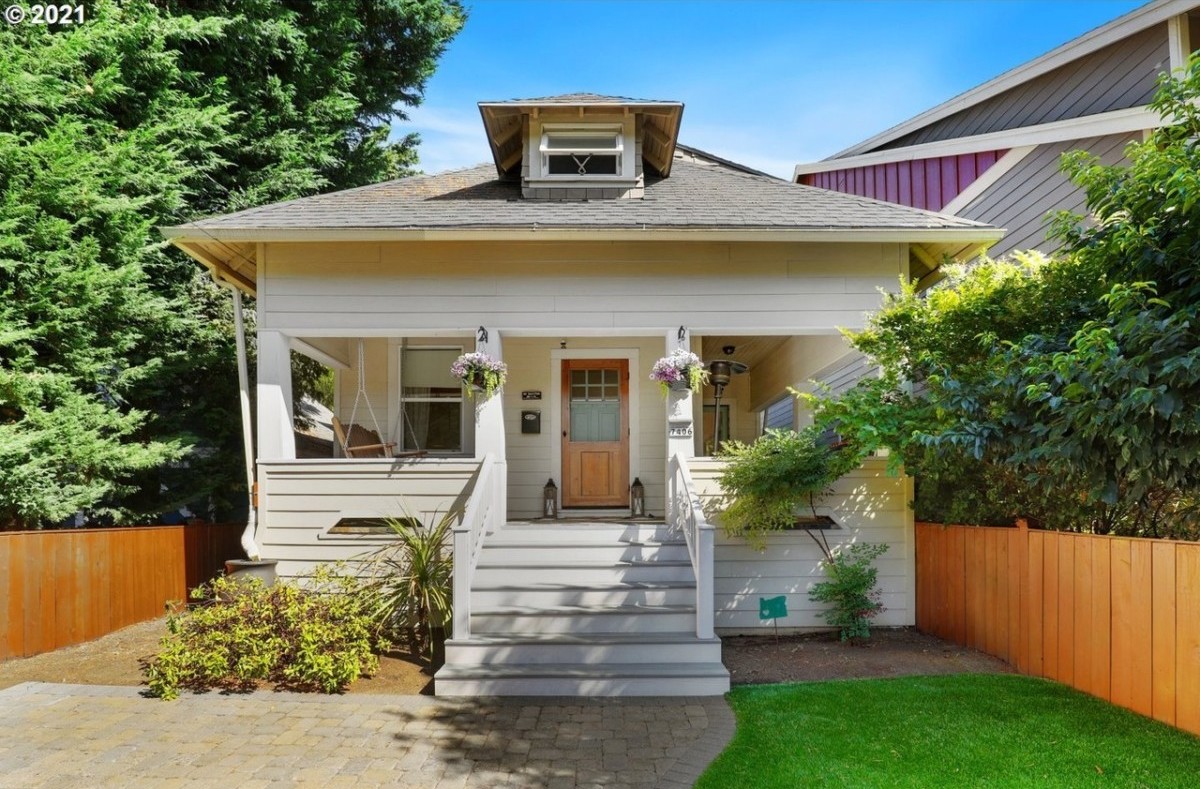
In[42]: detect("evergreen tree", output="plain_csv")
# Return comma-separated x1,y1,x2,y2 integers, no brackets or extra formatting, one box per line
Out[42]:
0,1,232,527
0,0,464,528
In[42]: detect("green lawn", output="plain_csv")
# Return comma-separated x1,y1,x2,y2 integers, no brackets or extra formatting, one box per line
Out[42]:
698,674,1200,788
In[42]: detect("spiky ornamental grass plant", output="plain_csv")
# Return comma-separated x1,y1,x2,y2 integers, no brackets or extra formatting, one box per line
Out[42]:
358,513,454,658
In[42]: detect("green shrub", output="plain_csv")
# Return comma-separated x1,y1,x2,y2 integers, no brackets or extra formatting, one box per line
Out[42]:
145,565,381,700
808,542,889,641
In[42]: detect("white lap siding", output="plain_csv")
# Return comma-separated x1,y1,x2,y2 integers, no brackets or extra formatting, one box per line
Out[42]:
256,459,480,580
691,457,915,633
257,240,906,335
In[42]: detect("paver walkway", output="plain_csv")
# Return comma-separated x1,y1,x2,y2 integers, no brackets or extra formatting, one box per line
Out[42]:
0,683,733,788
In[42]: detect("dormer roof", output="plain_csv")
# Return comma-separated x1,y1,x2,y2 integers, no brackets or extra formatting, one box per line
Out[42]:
478,93,684,179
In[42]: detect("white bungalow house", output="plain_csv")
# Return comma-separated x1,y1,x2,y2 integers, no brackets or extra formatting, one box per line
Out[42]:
163,93,1000,696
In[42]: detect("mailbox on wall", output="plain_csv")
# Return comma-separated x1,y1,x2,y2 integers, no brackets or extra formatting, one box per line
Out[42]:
521,410,541,434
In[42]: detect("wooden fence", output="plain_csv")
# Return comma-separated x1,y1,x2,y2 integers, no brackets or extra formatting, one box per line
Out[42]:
0,523,244,661
916,521,1200,737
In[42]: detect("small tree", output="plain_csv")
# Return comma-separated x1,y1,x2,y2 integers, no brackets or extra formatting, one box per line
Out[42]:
716,426,858,548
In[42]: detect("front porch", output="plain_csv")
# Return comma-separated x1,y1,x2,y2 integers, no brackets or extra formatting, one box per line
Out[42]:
247,327,912,695
256,329,868,529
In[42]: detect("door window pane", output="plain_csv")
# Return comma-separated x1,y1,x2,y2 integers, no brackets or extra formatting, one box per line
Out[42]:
570,402,620,441
567,365,620,441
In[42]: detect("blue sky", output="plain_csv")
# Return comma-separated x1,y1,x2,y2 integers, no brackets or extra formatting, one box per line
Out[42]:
398,0,1147,178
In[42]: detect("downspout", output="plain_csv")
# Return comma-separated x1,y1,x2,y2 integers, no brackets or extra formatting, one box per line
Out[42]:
214,276,261,560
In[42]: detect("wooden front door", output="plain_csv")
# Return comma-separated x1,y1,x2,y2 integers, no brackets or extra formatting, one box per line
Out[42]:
561,359,629,507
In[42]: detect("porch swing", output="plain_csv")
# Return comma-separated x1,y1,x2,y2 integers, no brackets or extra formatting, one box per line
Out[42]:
331,340,426,459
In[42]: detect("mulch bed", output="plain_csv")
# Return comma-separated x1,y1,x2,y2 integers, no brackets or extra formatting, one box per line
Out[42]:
1,620,1009,695
722,627,1012,685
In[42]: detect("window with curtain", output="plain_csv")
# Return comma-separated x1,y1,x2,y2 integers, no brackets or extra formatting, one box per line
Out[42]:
398,347,463,452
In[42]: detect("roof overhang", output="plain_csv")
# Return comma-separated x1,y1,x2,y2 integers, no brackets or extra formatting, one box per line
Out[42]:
831,0,1194,158
478,98,684,178
173,238,257,295
794,105,1159,180
164,225,1002,298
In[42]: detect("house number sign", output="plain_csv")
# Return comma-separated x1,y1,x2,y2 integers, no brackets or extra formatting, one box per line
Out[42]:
521,391,542,400
668,425,694,437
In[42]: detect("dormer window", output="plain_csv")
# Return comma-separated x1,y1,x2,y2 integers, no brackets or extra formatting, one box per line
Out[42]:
479,95,682,200
540,127,623,177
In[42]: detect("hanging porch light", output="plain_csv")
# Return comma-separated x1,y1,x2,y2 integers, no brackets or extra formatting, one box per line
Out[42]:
707,346,748,455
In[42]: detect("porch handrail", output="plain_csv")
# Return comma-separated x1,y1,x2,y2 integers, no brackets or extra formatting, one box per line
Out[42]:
668,453,716,640
451,453,499,640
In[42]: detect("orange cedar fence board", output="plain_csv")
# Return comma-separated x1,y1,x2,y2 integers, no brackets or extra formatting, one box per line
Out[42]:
1177,546,1200,734
0,523,243,662
915,522,1200,739
1150,541,1177,726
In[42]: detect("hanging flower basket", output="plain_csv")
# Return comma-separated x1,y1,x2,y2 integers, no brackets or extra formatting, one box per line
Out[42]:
649,349,709,398
451,352,507,399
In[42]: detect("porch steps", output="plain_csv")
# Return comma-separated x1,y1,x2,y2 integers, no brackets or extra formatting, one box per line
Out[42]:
434,662,731,697
436,520,730,697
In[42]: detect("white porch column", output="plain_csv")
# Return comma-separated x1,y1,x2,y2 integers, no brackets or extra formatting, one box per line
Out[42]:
474,329,507,521
256,330,296,460
665,328,695,525
665,327,696,462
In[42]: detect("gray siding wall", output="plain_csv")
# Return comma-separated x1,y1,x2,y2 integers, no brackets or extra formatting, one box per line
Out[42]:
809,350,876,396
880,24,1167,150
959,132,1135,259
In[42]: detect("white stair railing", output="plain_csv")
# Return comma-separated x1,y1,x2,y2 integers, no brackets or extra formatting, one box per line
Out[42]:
451,453,499,641
667,453,716,640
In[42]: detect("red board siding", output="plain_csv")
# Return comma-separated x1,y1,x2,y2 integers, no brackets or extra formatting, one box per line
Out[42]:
802,149,1009,211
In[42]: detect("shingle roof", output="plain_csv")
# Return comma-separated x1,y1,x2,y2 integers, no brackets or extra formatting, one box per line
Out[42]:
485,93,673,104
170,157,993,235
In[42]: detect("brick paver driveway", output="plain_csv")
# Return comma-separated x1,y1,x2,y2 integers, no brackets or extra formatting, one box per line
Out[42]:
0,683,733,788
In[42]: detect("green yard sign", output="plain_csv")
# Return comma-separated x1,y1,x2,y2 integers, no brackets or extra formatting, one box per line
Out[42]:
759,595,787,621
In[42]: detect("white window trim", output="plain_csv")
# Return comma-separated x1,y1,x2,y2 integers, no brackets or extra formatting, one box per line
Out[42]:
532,123,635,183
395,344,470,456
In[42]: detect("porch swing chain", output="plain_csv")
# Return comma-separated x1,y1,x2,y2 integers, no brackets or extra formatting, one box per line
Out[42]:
340,340,388,455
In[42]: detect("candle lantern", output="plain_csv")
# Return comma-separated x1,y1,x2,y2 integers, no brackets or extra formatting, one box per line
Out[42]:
630,477,646,518
543,478,558,519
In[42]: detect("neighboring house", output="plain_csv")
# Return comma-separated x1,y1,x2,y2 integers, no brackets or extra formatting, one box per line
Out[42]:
795,0,1200,265
163,93,998,695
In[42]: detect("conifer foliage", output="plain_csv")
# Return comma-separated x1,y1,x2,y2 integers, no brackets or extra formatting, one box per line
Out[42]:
0,0,464,528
